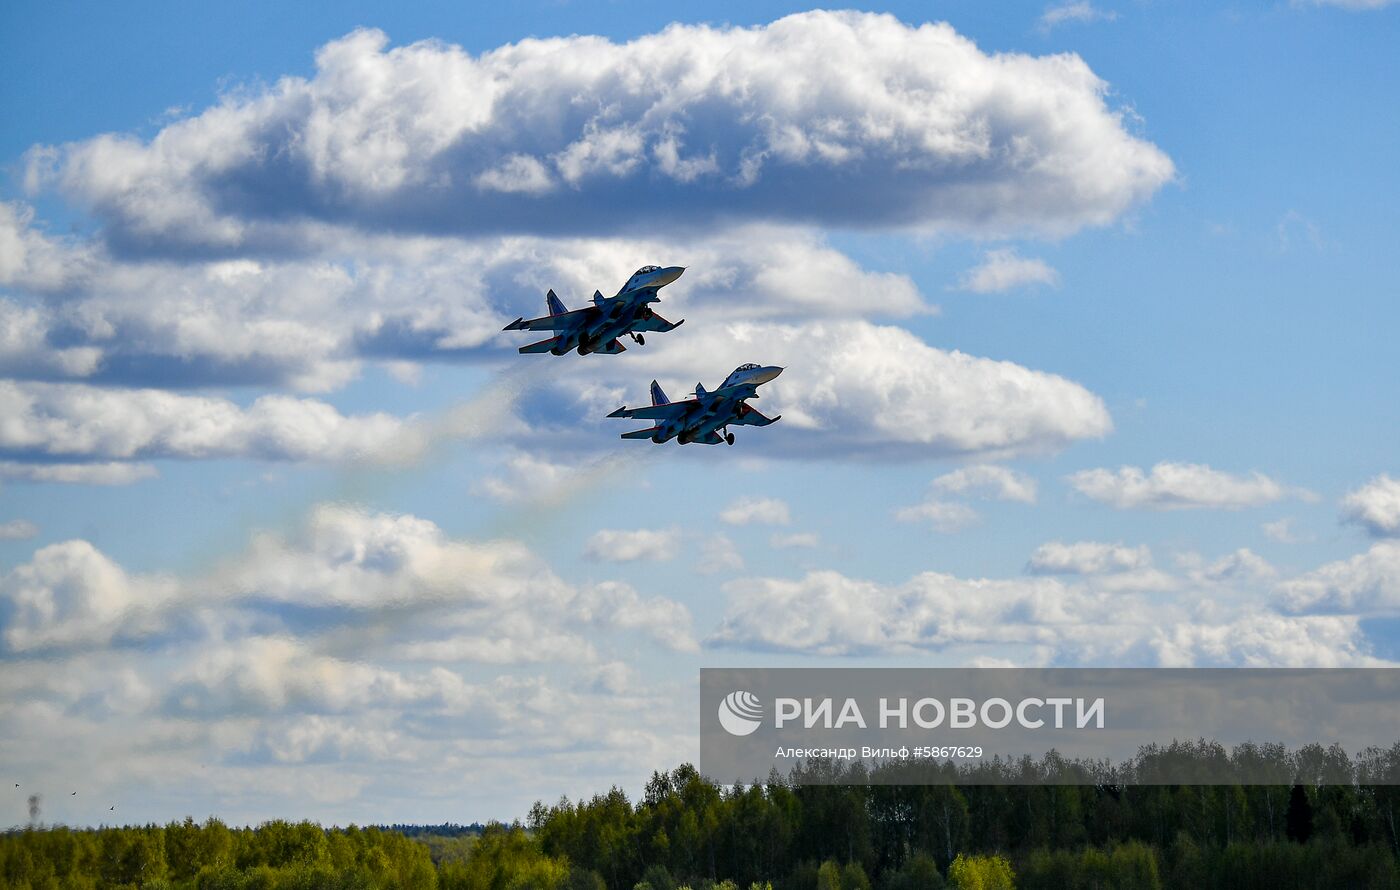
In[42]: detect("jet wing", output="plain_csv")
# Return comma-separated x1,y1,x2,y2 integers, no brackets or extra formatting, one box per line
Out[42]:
503,308,594,332
607,399,696,421
631,313,684,333
731,403,781,426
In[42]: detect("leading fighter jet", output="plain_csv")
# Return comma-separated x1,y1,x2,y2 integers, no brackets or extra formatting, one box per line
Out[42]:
503,265,685,355
608,363,783,445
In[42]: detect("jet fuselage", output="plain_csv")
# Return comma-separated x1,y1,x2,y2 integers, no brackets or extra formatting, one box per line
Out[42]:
503,265,686,356
610,364,784,446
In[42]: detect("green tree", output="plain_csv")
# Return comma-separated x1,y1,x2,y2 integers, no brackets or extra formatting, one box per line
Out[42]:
816,860,843,890
880,851,944,890
840,861,870,890
1285,784,1313,845
946,854,1013,890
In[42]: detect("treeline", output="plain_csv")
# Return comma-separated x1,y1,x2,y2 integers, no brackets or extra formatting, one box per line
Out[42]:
372,826,484,840
5,740,1400,889
0,819,436,890
527,741,1400,890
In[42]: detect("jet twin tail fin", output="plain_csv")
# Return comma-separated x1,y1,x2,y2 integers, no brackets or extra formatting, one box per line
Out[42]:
620,427,661,440
546,289,568,316
650,380,670,406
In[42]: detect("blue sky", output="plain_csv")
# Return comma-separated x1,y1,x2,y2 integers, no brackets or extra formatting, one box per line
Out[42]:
2,0,1399,826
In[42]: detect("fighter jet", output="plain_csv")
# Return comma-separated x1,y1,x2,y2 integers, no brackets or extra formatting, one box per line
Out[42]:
503,265,686,355
608,364,783,445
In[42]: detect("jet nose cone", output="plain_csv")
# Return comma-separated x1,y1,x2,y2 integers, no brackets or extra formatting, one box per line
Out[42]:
657,266,685,285
753,365,784,384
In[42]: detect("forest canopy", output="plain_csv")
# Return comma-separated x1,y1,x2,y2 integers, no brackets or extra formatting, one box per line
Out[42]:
6,741,1400,889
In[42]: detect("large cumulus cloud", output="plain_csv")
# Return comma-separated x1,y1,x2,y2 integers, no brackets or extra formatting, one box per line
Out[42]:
0,504,698,821
0,381,405,464
0,541,178,653
1277,541,1400,615
3,203,1110,462
541,319,1112,459
27,13,1172,252
2,11,1170,471
1,207,927,392
1067,461,1295,510
1341,474,1400,538
0,504,696,658
709,561,1383,667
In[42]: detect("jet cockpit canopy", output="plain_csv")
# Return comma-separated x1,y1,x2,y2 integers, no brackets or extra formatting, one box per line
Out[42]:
721,363,762,388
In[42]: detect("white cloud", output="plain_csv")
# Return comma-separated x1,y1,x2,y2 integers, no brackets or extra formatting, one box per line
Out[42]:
1263,517,1307,543
1,504,697,658
222,505,560,610
0,226,927,393
694,534,745,576
931,464,1038,503
575,582,699,653
8,82,1116,469
1193,548,1277,583
1027,540,1151,575
1302,0,1398,9
475,452,576,503
0,650,696,824
1068,461,1290,510
575,319,1111,460
584,528,681,563
957,248,1060,293
897,464,1036,531
1039,2,1119,30
0,300,104,379
0,201,91,292
1341,474,1400,537
770,532,820,550
0,540,179,652
710,564,1380,667
1146,614,1376,669
472,451,626,506
5,301,1111,466
712,569,1058,655
894,499,980,533
720,496,791,526
0,11,1160,495
163,636,463,717
391,627,596,666
0,460,158,485
0,519,39,540
0,382,404,463
474,154,555,195
7,519,1398,823
30,14,1172,249
1277,541,1400,614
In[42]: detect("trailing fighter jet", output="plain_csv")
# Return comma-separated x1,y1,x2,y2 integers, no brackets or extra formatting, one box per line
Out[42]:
502,265,686,355
608,364,783,445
